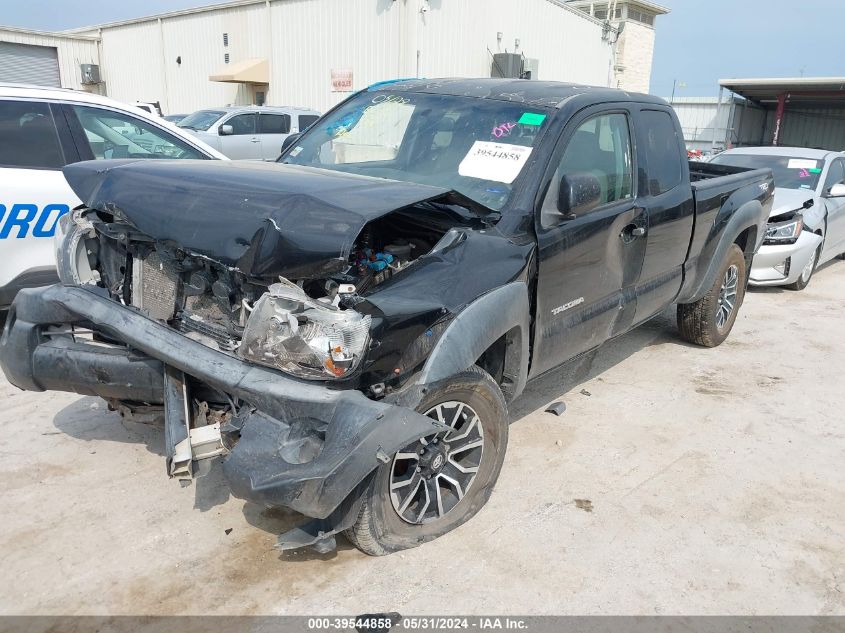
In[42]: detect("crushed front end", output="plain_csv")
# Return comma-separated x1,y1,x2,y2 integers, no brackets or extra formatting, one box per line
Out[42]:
0,159,508,550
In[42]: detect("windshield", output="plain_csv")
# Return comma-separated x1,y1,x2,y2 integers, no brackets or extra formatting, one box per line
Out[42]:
280,91,552,210
178,110,225,131
711,153,823,191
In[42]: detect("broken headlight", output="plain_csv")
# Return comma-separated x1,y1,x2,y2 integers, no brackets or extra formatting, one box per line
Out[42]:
763,213,803,245
238,280,371,380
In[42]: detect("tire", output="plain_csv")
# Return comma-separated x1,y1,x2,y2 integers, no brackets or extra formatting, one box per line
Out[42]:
677,243,746,348
345,365,508,556
786,244,820,291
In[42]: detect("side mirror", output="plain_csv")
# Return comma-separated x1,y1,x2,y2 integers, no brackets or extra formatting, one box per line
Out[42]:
827,183,845,198
218,124,234,136
280,132,302,155
558,172,603,219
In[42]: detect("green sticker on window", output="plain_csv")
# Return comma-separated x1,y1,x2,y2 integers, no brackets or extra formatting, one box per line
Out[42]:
809,168,822,173
518,112,546,126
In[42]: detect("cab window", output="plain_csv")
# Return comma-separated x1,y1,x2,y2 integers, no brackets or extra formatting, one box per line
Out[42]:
225,113,257,135
70,105,206,160
0,100,66,169
641,110,683,195
543,112,634,218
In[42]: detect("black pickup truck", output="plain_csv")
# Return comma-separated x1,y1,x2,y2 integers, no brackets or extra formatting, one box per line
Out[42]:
0,79,773,556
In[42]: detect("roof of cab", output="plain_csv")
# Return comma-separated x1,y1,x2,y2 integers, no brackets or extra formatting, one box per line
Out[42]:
369,77,667,109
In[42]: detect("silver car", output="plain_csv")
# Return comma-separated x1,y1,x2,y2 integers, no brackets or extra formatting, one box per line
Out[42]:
178,105,320,160
710,147,845,290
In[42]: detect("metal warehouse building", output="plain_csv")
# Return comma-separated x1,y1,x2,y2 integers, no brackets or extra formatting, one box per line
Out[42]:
669,77,845,154
0,0,666,115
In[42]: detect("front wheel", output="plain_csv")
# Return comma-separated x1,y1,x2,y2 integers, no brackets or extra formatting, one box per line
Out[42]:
786,244,820,291
677,243,747,348
345,366,508,556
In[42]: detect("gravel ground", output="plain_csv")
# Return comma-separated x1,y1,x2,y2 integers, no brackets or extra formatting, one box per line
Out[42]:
1,261,843,616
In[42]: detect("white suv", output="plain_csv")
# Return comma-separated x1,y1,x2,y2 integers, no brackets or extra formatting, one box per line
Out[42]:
0,84,226,308
178,105,321,160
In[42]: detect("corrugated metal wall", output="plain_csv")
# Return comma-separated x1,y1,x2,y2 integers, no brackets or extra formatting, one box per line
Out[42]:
669,97,768,151
0,28,99,91
95,0,613,115
763,107,845,151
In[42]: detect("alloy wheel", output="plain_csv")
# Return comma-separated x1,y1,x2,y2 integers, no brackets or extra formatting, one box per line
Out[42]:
716,264,739,330
389,401,485,525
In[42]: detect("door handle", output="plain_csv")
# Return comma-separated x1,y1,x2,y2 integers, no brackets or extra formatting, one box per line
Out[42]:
621,224,647,243
250,138,260,143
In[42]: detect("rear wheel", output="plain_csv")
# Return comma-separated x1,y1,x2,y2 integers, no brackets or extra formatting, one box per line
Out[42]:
677,243,746,348
786,244,820,291
345,366,508,556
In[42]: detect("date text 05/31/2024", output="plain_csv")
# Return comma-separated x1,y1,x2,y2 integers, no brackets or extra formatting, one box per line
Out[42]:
307,617,529,630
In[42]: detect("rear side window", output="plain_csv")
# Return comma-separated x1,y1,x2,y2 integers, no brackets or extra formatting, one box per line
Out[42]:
259,113,290,134
641,110,683,195
0,100,65,169
298,114,319,131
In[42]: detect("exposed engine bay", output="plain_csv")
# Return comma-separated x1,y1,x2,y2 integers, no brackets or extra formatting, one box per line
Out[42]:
67,201,485,382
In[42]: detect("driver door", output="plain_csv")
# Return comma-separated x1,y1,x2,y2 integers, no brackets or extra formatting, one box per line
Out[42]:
531,107,646,378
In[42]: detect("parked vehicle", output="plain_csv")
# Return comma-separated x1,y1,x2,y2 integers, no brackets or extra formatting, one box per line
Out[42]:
0,84,226,308
0,79,772,556
178,105,320,160
131,101,162,117
711,147,845,290
162,113,188,124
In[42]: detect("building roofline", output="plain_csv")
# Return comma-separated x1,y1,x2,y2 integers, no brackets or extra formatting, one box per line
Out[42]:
566,0,671,15
720,77,845,89
60,0,617,35
62,0,270,33
0,24,100,40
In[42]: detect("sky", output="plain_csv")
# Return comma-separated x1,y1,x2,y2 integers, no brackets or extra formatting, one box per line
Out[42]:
2,0,843,97
651,0,844,97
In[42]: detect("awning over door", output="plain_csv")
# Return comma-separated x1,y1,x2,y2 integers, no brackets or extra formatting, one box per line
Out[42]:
209,58,268,84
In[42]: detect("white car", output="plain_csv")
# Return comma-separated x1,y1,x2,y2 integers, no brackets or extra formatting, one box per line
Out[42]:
0,84,226,308
710,147,845,290
178,105,321,160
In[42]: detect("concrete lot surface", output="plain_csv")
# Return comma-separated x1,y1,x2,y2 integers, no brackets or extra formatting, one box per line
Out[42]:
1,262,844,616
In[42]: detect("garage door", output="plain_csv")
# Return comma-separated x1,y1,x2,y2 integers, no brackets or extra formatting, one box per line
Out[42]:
0,42,61,87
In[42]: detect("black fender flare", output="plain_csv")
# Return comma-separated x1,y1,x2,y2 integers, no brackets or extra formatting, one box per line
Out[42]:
417,281,530,402
676,198,764,304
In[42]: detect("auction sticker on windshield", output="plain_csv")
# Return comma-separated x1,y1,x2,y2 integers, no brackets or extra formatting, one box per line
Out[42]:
459,141,533,184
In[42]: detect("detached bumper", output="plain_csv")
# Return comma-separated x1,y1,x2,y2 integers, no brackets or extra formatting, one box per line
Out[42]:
0,284,441,519
749,231,823,286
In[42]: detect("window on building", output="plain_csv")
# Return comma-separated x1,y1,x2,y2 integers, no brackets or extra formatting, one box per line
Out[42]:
259,113,290,134
225,113,257,135
543,112,634,216
70,105,206,160
641,110,682,195
594,9,607,19
628,8,655,26
0,100,65,169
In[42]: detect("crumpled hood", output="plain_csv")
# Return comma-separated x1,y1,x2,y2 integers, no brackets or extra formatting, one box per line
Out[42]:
63,159,473,279
770,187,816,218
